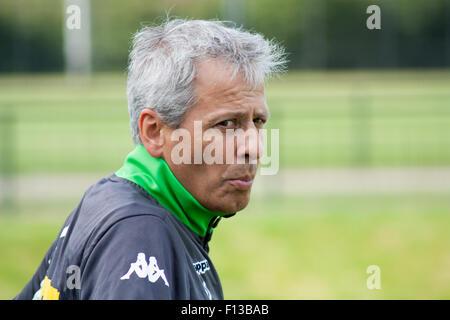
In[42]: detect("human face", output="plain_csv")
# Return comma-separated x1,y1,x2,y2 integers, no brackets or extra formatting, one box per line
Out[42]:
161,58,269,213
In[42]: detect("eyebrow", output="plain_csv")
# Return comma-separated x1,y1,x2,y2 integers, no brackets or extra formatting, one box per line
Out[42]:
205,109,270,126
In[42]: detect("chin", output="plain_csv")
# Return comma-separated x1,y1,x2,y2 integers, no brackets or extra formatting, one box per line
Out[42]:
215,192,251,214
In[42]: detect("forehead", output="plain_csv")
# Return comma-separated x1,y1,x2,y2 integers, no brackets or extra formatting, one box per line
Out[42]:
192,58,268,117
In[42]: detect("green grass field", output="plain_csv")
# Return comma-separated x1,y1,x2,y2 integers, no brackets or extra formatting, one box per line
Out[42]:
0,70,449,299
1,193,449,299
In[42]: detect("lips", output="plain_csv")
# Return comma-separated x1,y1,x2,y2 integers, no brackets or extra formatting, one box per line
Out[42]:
228,175,254,190
232,174,252,182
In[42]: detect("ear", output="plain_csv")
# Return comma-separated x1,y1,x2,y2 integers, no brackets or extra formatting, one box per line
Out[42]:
138,109,166,158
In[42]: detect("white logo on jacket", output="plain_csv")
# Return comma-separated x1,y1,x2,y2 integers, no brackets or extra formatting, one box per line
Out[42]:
120,252,169,287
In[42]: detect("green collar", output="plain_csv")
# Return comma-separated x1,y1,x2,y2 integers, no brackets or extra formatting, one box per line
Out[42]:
115,144,229,237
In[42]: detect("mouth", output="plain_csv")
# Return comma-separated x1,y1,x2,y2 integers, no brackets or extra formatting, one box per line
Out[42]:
227,175,254,191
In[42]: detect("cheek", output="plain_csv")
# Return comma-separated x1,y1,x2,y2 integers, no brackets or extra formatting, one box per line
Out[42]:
203,131,236,165
184,163,229,197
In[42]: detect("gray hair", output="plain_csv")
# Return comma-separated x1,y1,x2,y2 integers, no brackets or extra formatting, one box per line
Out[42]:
126,18,287,144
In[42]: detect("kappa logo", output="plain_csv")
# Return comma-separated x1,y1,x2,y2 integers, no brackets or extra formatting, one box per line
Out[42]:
120,252,169,287
193,259,210,275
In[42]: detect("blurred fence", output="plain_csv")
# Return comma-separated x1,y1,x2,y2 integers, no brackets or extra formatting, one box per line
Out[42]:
0,104,16,212
1,77,449,175
1,71,449,213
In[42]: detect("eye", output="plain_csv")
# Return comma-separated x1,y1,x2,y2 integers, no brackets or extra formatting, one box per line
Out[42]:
216,119,235,128
253,118,266,127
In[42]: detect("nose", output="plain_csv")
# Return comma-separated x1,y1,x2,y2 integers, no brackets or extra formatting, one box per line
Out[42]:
235,126,263,165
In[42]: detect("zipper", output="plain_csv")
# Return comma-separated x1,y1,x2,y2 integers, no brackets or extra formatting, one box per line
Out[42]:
202,216,222,250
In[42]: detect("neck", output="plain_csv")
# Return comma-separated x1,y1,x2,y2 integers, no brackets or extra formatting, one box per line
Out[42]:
115,144,231,236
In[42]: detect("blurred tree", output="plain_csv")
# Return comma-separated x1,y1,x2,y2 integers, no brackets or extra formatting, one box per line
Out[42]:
0,0,63,72
0,0,448,72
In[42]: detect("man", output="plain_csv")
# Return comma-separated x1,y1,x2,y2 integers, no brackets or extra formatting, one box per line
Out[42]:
15,18,286,300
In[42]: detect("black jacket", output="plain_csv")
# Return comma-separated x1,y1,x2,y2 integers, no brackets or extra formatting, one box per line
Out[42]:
15,174,224,300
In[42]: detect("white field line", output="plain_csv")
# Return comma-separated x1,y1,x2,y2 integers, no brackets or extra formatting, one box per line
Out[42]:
1,168,450,200
253,167,450,195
